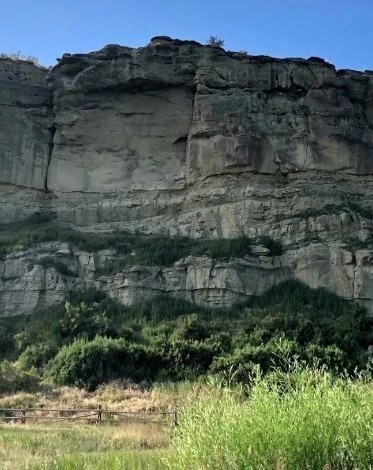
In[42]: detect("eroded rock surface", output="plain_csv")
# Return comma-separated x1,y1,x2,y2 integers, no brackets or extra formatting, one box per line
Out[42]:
0,58,52,190
0,37,373,315
1,242,373,315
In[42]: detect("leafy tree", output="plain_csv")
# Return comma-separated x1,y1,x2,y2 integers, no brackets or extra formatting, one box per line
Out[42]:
59,302,111,340
0,360,39,393
18,343,58,371
207,36,225,47
1,280,372,391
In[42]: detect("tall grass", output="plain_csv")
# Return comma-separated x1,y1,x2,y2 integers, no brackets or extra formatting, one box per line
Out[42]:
0,423,168,469
35,450,167,469
168,366,373,469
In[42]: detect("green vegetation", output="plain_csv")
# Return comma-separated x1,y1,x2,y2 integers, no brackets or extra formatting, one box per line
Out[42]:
0,360,40,394
1,367,372,469
0,281,371,392
290,203,346,219
0,422,167,469
36,257,77,277
0,274,372,467
348,201,373,220
256,235,283,255
48,337,159,390
0,215,283,270
207,35,225,47
290,200,373,221
169,366,373,469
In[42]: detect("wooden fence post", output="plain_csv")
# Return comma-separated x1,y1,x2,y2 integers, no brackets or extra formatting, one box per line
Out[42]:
97,404,102,422
21,409,26,424
173,408,178,427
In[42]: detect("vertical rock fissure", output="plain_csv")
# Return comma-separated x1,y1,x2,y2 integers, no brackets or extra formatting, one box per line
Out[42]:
185,86,198,183
44,123,56,192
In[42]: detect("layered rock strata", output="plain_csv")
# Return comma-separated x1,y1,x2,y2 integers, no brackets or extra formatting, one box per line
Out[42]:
1,241,372,316
0,37,373,315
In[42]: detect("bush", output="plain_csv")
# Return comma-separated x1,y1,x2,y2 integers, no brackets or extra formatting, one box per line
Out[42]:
59,302,111,340
210,338,301,380
0,320,14,359
168,367,373,469
18,343,58,371
47,336,158,390
37,257,76,277
257,235,283,255
207,36,225,47
4,280,372,389
173,314,209,341
0,360,40,393
158,339,220,381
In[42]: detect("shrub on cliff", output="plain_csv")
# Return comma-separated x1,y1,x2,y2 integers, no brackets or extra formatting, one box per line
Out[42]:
207,36,225,47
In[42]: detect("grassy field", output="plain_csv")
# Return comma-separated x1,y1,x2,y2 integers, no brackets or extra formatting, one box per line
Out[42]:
0,422,168,469
0,381,178,413
1,367,372,469
0,382,182,469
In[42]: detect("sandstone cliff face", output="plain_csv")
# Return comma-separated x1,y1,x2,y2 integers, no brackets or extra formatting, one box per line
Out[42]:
0,58,52,191
0,37,373,315
47,38,373,192
1,242,372,316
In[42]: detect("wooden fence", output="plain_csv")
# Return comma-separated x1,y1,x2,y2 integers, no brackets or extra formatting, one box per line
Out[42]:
0,406,178,426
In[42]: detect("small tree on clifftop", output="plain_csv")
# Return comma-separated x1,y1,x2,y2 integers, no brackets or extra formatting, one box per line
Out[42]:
207,36,225,47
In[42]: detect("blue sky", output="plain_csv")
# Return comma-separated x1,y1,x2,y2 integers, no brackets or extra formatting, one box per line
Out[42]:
1,0,372,70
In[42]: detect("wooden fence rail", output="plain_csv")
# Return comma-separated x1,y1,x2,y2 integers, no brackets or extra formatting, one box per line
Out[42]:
0,407,178,426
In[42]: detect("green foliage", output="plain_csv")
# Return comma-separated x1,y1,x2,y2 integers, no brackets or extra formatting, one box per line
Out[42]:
173,314,209,341
157,338,220,381
100,234,255,272
0,217,264,269
257,235,283,255
211,339,351,383
18,343,58,371
168,367,373,469
48,336,158,390
0,360,40,393
290,201,373,221
0,319,14,359
59,302,111,340
1,280,371,391
207,35,225,47
348,201,373,220
36,257,77,277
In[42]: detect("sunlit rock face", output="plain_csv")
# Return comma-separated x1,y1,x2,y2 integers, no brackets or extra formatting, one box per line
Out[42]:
0,37,373,315
0,58,52,191
47,38,373,192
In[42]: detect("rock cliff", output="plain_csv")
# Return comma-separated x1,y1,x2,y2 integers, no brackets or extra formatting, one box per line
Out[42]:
0,37,373,315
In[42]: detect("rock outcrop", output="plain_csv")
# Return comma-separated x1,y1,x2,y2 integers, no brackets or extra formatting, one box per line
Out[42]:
0,37,373,315
1,241,373,316
0,58,52,190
